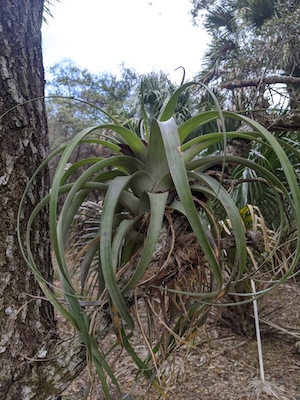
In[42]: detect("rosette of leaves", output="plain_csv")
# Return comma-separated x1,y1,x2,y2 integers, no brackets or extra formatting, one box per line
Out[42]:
19,83,300,397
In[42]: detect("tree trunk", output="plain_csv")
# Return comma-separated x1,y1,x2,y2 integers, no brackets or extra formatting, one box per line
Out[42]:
0,2,86,398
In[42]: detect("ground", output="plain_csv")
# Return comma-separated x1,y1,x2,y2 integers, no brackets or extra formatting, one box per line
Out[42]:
61,283,300,400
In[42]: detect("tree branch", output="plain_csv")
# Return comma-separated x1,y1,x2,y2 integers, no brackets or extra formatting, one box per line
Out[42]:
220,75,300,90
255,112,300,131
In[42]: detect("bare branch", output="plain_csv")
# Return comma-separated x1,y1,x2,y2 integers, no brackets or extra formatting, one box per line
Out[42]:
256,113,300,131
220,76,300,90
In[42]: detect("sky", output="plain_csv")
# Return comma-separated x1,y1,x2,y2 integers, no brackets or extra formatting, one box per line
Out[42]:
42,0,208,83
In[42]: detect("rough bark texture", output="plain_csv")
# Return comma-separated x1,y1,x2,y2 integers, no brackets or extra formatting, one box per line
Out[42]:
0,2,86,398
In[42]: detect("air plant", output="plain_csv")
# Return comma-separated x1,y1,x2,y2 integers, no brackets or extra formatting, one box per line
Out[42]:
19,82,300,398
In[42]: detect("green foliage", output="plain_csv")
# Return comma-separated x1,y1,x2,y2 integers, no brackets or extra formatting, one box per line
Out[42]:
231,132,300,227
46,60,138,144
46,61,197,142
19,83,300,397
125,71,195,134
193,0,300,113
46,62,202,187
191,0,300,232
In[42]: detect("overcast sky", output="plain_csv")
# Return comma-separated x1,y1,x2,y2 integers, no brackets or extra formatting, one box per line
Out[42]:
42,0,208,83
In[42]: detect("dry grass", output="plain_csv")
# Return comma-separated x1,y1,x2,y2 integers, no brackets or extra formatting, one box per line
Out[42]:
61,282,300,400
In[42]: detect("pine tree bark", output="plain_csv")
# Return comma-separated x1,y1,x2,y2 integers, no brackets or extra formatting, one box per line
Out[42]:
0,2,86,398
